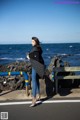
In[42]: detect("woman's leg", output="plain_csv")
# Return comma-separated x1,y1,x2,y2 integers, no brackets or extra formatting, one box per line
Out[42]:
30,68,40,107
32,68,37,97
30,68,37,106
36,74,40,99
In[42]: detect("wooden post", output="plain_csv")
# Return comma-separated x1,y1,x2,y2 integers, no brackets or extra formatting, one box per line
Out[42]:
54,70,58,94
25,86,29,96
55,77,58,94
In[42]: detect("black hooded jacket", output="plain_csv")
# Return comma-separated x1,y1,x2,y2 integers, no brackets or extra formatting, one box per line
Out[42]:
29,45,44,65
29,45,45,78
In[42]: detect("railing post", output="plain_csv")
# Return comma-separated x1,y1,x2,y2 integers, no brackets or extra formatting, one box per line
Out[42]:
0,71,29,97
23,72,29,96
54,69,58,94
55,77,58,94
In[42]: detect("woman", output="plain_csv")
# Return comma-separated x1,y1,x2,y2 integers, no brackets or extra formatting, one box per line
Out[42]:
27,37,45,107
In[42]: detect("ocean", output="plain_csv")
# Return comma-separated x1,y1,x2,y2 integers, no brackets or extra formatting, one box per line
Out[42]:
0,43,80,66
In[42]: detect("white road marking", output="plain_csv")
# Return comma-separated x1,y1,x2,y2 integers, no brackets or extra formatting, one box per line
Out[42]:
0,100,80,106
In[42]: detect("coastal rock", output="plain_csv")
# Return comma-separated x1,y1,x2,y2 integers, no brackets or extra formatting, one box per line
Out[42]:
0,56,76,97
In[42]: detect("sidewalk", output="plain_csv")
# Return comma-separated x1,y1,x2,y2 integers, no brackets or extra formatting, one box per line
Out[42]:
0,88,80,101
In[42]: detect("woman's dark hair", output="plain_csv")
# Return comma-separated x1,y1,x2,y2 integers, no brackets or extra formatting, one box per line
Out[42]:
32,37,40,45
32,37,42,53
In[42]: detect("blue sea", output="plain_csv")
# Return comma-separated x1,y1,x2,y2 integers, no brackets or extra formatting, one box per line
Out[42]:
0,43,80,66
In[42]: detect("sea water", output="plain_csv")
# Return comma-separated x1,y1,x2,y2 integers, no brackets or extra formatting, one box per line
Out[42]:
0,43,80,66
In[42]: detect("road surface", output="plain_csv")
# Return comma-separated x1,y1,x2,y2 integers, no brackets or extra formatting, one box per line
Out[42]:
0,99,80,120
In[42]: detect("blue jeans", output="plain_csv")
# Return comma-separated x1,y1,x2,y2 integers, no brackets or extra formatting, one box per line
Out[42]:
32,68,40,97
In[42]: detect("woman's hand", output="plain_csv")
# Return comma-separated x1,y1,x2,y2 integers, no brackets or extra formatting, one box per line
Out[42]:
26,54,30,60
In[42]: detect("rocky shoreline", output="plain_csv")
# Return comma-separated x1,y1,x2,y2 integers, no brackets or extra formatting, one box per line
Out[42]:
0,56,59,92
0,56,80,98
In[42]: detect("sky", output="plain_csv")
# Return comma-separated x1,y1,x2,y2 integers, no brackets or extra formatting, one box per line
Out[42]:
0,0,80,44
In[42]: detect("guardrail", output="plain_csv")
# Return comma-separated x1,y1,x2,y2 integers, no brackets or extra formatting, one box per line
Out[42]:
53,67,80,94
0,71,29,96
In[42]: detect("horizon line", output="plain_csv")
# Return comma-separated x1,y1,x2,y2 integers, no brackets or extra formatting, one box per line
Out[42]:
0,42,80,45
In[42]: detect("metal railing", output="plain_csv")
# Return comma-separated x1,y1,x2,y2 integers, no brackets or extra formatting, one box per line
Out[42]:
53,67,80,94
0,71,29,96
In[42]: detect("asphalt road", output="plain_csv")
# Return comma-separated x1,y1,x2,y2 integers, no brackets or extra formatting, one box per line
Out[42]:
0,100,80,120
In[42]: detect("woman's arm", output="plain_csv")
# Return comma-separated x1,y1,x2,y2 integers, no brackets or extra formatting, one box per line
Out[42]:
29,51,40,61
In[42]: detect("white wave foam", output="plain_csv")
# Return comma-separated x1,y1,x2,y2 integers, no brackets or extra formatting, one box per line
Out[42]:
57,53,69,56
0,57,25,61
46,48,49,51
69,45,73,48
